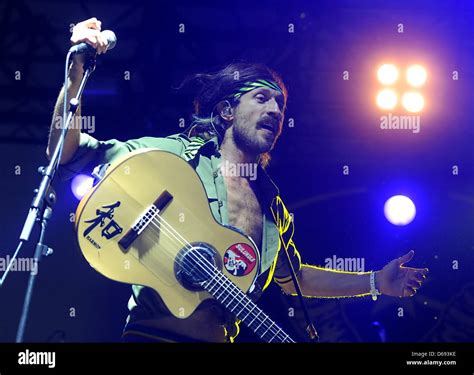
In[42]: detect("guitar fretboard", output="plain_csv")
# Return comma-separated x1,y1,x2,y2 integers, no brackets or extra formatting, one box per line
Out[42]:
202,269,295,343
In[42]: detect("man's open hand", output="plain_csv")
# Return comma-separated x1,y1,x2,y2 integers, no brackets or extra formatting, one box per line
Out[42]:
377,250,429,297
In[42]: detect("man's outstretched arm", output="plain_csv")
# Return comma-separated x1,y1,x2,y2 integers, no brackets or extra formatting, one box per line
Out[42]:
280,250,428,298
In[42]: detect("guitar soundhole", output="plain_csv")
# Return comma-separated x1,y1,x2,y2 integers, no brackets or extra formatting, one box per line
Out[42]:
174,242,221,291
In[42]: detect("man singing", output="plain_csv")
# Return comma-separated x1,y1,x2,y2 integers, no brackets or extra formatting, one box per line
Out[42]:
47,18,428,342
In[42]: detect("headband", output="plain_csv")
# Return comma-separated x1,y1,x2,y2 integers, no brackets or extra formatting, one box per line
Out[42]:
230,79,283,99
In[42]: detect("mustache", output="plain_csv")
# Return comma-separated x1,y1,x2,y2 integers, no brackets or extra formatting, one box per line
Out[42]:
257,116,282,133
259,114,282,124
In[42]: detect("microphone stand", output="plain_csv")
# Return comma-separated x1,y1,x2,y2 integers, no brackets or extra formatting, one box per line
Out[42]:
2,53,96,343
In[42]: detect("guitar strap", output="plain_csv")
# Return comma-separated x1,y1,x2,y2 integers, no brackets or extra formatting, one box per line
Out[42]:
270,196,319,342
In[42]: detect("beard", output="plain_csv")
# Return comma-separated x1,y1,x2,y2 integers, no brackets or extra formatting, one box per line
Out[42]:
232,116,278,156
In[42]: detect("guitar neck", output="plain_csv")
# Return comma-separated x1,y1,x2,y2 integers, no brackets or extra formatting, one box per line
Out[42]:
202,270,295,343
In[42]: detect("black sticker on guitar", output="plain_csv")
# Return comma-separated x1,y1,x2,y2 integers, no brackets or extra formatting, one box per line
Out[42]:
83,201,123,243
223,243,256,276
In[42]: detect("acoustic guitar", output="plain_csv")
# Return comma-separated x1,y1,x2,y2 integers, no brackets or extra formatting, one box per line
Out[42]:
75,148,294,343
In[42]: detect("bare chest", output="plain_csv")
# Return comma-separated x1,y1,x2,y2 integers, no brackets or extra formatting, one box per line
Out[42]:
223,175,263,248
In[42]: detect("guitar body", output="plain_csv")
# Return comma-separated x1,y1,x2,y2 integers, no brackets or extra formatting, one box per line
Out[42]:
75,149,260,319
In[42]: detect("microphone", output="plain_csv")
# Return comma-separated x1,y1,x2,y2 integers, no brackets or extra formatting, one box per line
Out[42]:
68,30,117,55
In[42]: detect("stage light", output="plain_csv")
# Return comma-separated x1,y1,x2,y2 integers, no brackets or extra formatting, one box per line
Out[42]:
376,62,427,114
376,89,397,110
384,195,416,226
71,174,94,200
406,65,427,87
402,92,424,113
377,64,399,85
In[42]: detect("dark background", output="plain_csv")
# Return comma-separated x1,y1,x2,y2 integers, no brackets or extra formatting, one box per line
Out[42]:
0,0,473,343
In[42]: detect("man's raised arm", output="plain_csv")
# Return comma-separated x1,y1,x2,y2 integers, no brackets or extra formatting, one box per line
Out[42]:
46,17,109,164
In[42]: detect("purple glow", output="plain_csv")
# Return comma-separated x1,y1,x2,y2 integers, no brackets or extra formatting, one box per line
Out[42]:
71,174,94,200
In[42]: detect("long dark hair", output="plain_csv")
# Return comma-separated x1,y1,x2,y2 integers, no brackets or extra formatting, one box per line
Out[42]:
178,62,288,167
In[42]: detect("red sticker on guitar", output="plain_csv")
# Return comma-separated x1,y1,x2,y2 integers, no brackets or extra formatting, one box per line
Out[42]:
223,243,256,276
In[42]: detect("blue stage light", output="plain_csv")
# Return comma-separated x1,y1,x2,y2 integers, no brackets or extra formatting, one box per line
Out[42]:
71,174,94,200
384,195,416,226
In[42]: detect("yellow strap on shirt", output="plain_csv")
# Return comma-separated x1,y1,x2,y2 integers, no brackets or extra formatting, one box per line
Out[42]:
262,195,301,290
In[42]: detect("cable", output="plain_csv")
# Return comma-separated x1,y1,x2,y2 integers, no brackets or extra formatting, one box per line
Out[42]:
0,241,24,287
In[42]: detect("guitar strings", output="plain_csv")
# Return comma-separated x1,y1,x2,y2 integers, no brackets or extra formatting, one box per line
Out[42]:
145,217,290,342
139,213,291,342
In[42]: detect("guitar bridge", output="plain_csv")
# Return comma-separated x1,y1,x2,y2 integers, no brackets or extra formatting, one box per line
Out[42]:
118,190,173,252
132,205,159,235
